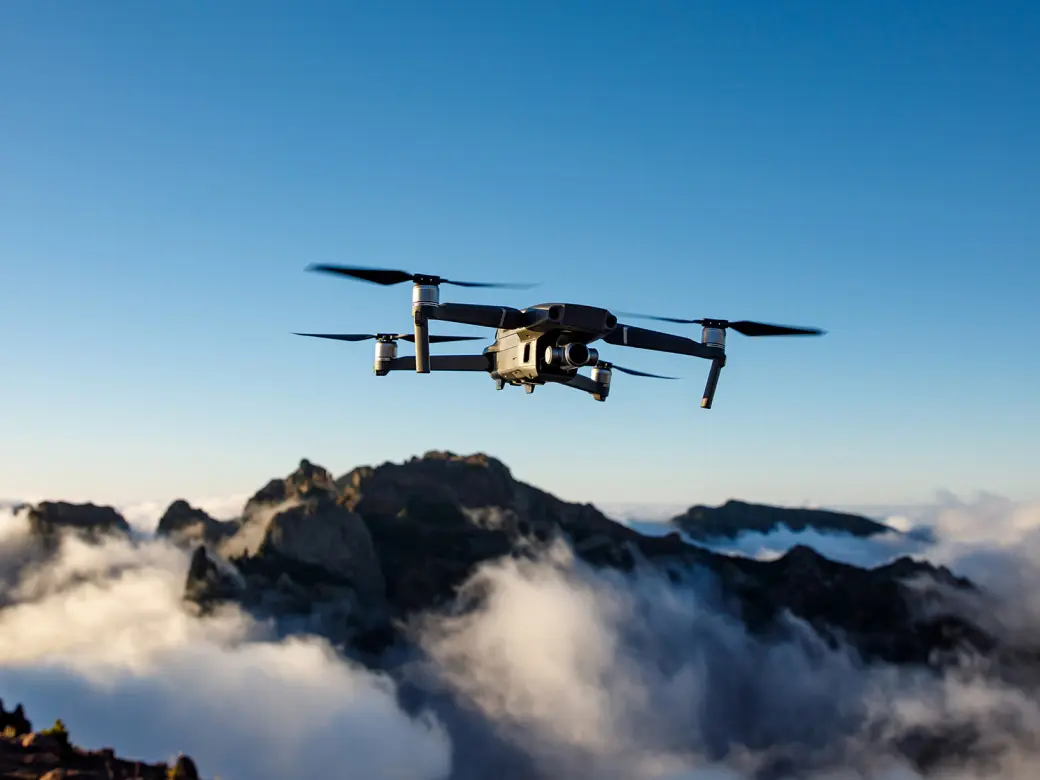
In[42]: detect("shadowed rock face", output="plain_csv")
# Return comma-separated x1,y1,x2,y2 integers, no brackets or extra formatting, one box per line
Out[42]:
670,499,892,540
180,459,389,648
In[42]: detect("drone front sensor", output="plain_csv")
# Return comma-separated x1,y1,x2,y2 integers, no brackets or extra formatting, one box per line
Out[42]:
296,264,825,408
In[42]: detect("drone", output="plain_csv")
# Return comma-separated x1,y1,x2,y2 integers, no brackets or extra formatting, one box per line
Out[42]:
294,265,825,408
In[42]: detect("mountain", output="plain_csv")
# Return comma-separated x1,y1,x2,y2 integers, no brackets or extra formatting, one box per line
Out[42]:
7,453,999,668
669,499,895,541
160,452,984,668
5,450,1039,778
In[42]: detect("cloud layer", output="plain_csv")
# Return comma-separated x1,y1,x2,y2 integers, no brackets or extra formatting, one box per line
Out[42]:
2,492,1040,780
0,507,451,780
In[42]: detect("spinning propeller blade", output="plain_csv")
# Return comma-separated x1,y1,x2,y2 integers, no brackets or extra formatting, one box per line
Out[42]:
293,332,483,343
307,264,539,290
600,362,678,380
614,312,825,336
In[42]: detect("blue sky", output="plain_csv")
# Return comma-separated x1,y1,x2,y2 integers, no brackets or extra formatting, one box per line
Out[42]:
2,1,1038,510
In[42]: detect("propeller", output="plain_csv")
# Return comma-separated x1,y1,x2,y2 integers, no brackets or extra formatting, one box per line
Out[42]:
614,312,825,337
597,361,678,380
293,332,483,343
307,264,539,290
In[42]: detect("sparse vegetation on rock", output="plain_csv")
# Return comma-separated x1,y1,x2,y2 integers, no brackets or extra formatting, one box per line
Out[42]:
0,701,195,779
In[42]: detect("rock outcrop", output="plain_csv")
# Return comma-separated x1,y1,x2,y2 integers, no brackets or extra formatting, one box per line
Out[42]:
182,459,388,648
328,450,652,616
670,499,892,540
156,499,239,548
0,701,199,780
0,699,32,738
20,501,131,550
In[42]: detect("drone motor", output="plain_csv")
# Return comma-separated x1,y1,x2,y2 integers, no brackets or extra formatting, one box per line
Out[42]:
373,338,398,376
700,325,726,350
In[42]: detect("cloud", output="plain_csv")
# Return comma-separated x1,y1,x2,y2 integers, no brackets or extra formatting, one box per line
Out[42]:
410,496,1040,779
0,510,451,780
3,493,1040,779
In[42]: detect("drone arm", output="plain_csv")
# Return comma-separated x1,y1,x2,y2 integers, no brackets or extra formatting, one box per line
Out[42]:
426,303,527,330
602,323,722,360
562,374,600,395
560,372,610,402
387,355,492,372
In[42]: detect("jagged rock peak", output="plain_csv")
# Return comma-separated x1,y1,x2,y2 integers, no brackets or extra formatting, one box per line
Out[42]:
23,501,131,544
286,458,337,497
415,450,507,469
169,753,200,780
243,458,341,519
156,500,240,548
157,499,213,533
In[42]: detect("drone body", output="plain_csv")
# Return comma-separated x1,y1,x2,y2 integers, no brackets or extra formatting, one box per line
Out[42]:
296,266,825,408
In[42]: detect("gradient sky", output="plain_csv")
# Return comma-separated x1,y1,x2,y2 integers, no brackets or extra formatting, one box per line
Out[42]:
2,1,1038,511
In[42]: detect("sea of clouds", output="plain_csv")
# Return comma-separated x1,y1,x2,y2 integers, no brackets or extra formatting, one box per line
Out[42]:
2,491,1040,780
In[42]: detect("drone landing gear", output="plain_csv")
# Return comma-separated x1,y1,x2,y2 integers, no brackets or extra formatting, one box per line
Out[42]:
700,356,725,409
411,281,440,374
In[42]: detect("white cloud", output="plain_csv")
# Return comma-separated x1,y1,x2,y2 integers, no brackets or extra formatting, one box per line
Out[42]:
0,511,451,780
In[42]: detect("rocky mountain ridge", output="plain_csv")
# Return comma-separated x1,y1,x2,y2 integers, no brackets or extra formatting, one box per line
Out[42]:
670,499,894,540
6,450,1038,778
9,451,990,667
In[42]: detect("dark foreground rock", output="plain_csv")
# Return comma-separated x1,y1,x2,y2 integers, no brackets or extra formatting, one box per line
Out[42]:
0,699,199,780
670,499,892,540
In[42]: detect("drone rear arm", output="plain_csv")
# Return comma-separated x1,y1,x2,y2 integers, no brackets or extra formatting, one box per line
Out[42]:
561,373,608,401
602,323,723,361
387,354,492,372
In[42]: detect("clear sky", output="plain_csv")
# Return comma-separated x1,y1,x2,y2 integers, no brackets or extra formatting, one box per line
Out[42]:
2,1,1038,511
